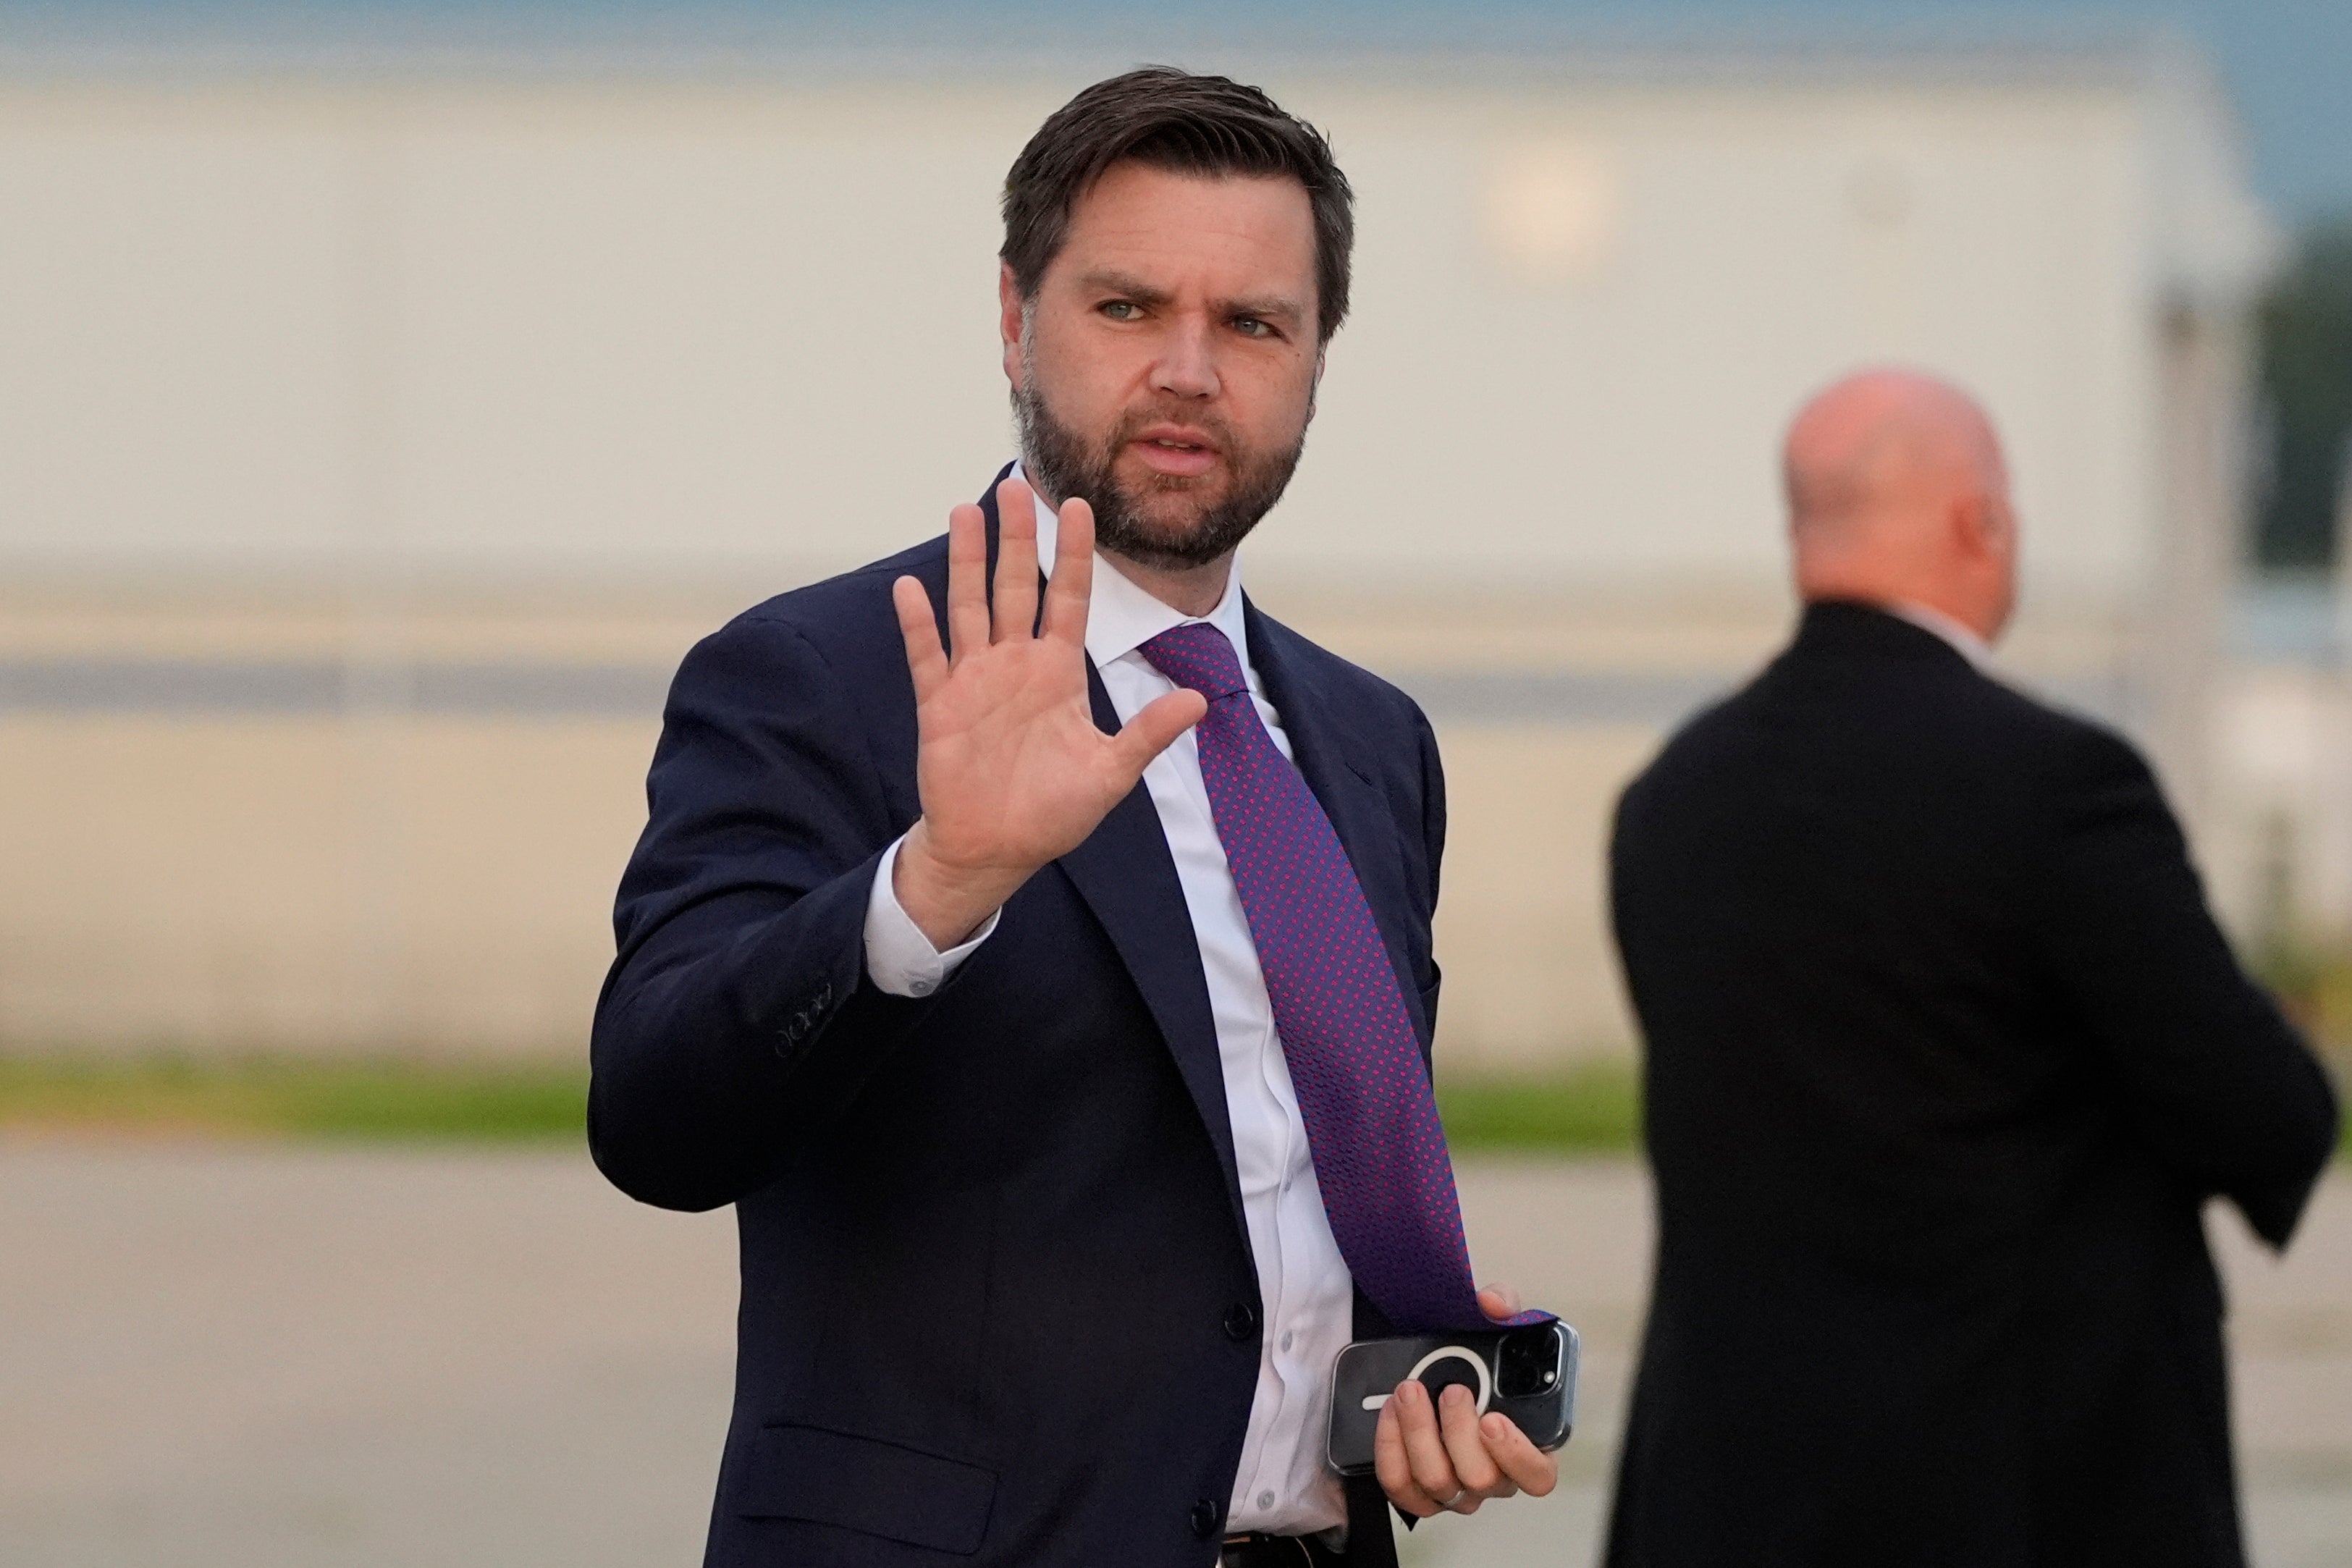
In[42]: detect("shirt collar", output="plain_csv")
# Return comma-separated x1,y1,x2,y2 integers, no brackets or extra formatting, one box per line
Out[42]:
1013,460,1252,671
1886,599,1996,671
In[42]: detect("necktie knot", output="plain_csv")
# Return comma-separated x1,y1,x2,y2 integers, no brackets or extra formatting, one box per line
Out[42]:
1139,622,1249,702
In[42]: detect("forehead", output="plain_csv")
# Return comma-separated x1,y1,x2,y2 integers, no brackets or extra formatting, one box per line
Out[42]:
1053,161,1317,290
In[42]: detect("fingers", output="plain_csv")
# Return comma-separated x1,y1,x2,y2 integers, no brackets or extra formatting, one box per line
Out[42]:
1373,1385,1443,1518
891,576,948,702
944,502,990,664
1395,1381,1470,1514
992,479,1040,644
1435,1383,1504,1507
1378,1378,1551,1519
1039,495,1095,646
1478,1283,1524,1320
1108,688,1207,780
1478,1409,1559,1497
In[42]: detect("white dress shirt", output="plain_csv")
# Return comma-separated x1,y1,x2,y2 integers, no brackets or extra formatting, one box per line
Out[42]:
861,469,1354,1535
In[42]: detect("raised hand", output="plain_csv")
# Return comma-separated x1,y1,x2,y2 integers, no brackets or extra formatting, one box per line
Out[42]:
888,479,1207,951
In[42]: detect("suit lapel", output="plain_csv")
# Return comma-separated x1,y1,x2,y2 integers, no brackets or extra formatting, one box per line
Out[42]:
1052,665,1246,1238
1244,599,1436,1053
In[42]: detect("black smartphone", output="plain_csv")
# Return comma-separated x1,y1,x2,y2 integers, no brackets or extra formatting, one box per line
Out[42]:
1325,1320,1579,1477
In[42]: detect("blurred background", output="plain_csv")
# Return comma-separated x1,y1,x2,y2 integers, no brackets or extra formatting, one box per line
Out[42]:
1,2,2348,1565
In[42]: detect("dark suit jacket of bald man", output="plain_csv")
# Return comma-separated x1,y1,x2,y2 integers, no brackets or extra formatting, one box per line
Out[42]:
589,474,1442,1567
1604,602,2338,1568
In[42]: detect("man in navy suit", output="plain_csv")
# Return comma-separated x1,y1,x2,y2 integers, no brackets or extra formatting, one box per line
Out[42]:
591,69,1554,1567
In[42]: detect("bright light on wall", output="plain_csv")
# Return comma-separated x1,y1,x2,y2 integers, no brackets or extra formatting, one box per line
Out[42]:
1480,141,1620,286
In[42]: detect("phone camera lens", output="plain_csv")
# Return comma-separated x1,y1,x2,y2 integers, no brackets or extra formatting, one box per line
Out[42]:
1496,1325,1561,1399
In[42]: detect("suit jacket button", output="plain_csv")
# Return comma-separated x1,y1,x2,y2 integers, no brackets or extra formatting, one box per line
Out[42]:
1189,1499,1222,1539
1223,1302,1259,1342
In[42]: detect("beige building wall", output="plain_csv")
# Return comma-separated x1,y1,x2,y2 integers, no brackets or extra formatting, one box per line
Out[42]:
0,52,2271,1066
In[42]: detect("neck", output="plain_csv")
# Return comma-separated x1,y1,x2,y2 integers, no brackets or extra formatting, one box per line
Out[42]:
1102,549,1234,618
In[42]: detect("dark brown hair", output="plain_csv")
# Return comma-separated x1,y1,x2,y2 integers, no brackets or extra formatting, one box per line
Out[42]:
1001,67,1354,343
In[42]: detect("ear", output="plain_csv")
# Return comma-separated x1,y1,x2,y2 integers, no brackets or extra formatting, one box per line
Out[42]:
1984,493,2018,560
1950,492,2001,562
1306,345,1327,422
999,263,1027,392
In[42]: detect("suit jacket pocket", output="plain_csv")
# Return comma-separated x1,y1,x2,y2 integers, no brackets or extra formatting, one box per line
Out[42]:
735,1422,997,1555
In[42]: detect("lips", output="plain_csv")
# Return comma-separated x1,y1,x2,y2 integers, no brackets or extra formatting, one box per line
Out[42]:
1129,424,1221,479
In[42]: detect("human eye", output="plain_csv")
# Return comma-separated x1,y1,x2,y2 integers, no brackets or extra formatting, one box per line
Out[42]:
1099,299,1142,321
1231,316,1273,339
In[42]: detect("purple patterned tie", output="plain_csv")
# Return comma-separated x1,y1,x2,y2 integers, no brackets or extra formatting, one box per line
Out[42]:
1141,622,1546,1334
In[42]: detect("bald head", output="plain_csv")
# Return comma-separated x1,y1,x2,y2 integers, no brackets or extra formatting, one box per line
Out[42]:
1783,369,2018,641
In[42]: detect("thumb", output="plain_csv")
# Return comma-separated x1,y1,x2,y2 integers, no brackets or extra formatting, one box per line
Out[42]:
1478,1282,1524,1318
1108,688,1207,780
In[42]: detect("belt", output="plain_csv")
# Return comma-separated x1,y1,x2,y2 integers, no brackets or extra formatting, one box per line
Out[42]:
1220,1532,1328,1567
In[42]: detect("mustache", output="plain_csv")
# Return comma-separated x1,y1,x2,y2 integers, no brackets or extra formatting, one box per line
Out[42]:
1108,405,1240,460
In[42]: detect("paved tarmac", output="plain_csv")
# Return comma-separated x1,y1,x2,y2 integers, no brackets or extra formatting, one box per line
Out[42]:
1,1144,2346,1566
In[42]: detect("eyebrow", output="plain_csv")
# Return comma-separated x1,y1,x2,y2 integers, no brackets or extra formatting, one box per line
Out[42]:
1077,269,1308,329
1077,269,1173,309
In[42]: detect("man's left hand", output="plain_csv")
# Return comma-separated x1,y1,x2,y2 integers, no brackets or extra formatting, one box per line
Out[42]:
1372,1285,1560,1517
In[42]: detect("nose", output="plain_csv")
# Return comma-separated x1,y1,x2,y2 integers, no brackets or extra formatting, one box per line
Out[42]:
1150,315,1221,401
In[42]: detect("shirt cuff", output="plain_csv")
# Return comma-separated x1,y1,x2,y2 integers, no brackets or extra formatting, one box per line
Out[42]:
862,835,1000,998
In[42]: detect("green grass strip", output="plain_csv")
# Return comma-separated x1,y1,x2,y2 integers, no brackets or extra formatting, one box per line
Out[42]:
0,1053,588,1142
4,1051,2333,1160
0,1052,1643,1151
1438,1061,1643,1155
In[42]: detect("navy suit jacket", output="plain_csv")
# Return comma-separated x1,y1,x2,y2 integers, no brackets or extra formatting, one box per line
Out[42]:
590,476,1446,1567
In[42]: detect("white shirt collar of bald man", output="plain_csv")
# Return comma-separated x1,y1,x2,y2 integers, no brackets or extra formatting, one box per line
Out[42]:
1885,599,1996,673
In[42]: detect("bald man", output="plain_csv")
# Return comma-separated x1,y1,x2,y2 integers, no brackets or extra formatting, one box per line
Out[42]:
1602,371,2339,1568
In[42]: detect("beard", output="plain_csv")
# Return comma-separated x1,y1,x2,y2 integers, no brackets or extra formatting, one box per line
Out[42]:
1013,379,1309,573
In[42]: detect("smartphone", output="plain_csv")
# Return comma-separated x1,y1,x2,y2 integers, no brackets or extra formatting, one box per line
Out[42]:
1325,1320,1579,1477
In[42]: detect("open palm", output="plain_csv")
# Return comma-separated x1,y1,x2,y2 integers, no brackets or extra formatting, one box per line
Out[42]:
888,480,1205,947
